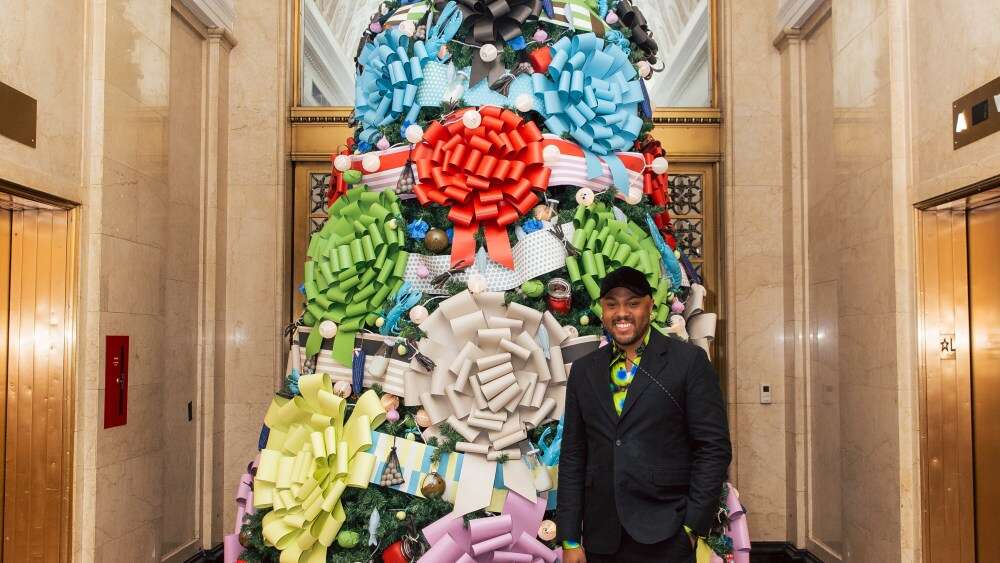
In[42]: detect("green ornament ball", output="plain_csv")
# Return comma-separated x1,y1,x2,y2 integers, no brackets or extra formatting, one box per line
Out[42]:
342,169,363,185
521,279,544,298
406,432,417,440
395,510,407,521
397,344,408,356
336,530,360,549
579,315,590,326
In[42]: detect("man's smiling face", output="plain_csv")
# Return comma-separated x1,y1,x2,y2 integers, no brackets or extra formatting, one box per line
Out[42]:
600,286,653,348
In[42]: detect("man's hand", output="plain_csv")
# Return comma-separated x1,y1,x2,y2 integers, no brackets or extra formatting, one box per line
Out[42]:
689,533,697,549
562,548,587,563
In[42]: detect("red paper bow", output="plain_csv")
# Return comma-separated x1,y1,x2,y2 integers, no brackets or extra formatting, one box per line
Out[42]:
327,137,356,207
413,106,551,269
638,137,677,249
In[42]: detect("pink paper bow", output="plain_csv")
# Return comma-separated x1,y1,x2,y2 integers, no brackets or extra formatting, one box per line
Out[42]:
419,492,561,563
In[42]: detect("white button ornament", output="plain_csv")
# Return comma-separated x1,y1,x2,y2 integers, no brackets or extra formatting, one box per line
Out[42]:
651,156,669,175
637,60,652,79
479,43,499,62
319,320,338,338
515,94,534,113
575,187,595,207
362,153,381,172
333,154,352,172
409,305,429,323
462,109,483,129
405,123,424,144
625,187,643,205
398,20,416,37
542,144,561,164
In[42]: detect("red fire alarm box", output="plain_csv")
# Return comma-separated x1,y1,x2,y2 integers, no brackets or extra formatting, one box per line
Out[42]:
104,335,128,428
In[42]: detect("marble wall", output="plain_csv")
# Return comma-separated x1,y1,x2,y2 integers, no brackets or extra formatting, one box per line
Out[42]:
720,0,790,541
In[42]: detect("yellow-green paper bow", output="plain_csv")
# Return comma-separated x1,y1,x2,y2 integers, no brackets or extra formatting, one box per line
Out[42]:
253,373,387,563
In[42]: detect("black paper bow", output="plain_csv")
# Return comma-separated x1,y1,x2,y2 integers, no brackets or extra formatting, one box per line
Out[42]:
444,0,542,86
616,0,658,63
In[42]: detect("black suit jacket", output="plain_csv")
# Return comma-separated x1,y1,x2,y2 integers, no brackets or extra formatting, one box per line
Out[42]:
556,330,732,553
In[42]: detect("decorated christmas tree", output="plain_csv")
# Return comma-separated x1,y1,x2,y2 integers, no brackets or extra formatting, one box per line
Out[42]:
226,2,747,562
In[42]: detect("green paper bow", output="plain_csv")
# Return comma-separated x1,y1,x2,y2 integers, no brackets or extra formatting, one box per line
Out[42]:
303,186,409,366
565,203,671,324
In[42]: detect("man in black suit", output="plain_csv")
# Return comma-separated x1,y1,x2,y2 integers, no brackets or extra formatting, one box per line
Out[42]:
557,266,732,563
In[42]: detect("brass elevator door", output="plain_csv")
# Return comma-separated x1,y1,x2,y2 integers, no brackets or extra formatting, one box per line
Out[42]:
969,202,1000,563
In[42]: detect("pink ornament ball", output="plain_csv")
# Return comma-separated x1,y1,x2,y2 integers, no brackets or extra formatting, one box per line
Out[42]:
416,265,430,278
605,12,619,25
376,136,391,151
532,29,548,43
671,299,685,314
370,22,382,33
386,409,400,422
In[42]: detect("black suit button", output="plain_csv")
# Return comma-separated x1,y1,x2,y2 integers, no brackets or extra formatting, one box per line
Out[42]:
615,439,622,446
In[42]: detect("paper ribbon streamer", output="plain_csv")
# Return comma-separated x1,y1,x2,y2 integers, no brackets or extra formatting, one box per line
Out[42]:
645,214,682,291
296,330,410,398
638,137,673,235
419,492,559,562
368,430,465,501
615,0,658,63
355,28,431,144
353,135,645,196
425,1,464,56
302,186,410,366
531,33,645,190
253,376,386,563
539,0,607,37
565,202,671,324
404,223,576,294
412,106,551,269
384,1,431,28
224,459,258,563
409,290,597,514
328,139,356,207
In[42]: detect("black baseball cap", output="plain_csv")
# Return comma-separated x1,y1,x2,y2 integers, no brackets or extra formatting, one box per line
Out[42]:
599,266,653,299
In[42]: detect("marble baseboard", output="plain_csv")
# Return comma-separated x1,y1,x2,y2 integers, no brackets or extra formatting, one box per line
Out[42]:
751,541,824,563
190,541,823,563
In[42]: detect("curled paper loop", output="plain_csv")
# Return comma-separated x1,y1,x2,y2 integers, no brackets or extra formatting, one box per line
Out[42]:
531,33,644,189
413,106,551,269
615,0,659,63
355,28,431,144
303,186,410,366
565,202,671,324
253,375,386,563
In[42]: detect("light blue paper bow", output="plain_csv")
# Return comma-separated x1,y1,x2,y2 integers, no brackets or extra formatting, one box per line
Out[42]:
355,29,431,143
531,33,645,190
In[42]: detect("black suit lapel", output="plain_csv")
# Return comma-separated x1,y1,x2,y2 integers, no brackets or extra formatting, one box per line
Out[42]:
585,345,619,425
618,330,671,422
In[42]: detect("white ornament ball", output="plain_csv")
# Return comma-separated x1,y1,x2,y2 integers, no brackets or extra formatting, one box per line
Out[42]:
398,20,416,37
637,60,652,79
467,273,487,294
333,154,352,172
575,187,595,207
462,109,483,129
333,381,352,398
319,320,338,338
409,305,429,324
542,144,561,164
405,123,424,144
479,43,499,62
515,94,534,113
362,153,381,173
651,156,669,175
625,187,643,205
